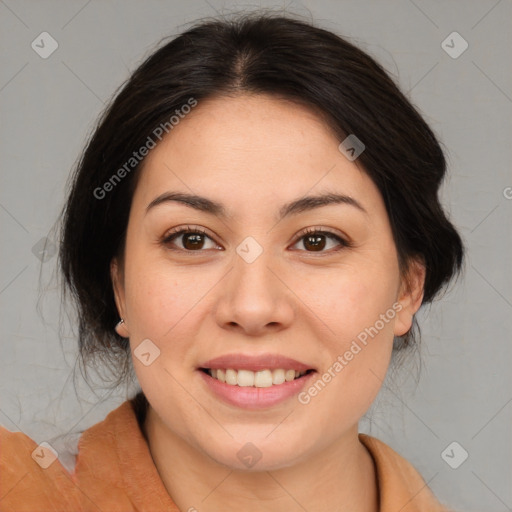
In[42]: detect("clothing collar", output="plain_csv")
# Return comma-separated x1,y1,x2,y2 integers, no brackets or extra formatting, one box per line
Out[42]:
75,398,449,511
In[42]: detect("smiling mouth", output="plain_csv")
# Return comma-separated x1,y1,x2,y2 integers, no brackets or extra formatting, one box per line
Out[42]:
199,368,315,387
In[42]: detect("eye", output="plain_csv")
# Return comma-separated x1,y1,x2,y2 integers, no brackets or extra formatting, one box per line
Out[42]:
161,225,351,254
290,227,351,253
161,226,220,252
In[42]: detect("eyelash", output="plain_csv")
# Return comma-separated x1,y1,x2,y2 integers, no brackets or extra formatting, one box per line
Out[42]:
161,225,352,255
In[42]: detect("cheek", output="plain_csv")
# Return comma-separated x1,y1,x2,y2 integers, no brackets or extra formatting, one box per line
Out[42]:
314,257,400,341
122,247,200,338
125,272,174,333
121,254,216,375
299,254,399,410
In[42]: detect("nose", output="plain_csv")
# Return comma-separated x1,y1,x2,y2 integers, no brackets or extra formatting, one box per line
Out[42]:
213,246,296,336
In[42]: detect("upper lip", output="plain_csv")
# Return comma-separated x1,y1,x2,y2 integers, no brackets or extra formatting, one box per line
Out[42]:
199,353,316,372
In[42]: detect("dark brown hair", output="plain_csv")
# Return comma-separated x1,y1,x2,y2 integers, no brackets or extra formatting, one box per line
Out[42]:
59,11,464,387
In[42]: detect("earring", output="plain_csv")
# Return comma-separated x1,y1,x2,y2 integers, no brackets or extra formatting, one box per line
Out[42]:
115,318,128,337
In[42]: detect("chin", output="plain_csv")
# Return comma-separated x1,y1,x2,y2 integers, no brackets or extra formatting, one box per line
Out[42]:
202,435,312,472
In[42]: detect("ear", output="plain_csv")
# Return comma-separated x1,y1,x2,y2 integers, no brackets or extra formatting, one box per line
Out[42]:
393,258,426,337
111,257,129,338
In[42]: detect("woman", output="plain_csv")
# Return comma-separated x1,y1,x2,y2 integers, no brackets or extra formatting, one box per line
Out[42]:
0,11,464,512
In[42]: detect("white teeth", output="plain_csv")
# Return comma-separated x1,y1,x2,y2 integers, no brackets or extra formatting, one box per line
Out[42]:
272,368,285,385
237,369,255,387
254,370,273,388
285,369,296,382
225,369,237,385
207,368,308,386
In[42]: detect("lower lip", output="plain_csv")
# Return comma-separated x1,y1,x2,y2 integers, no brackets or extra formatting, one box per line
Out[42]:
198,370,316,409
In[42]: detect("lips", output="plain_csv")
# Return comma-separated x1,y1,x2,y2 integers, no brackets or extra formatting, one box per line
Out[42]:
199,353,316,373
197,353,318,409
198,366,317,409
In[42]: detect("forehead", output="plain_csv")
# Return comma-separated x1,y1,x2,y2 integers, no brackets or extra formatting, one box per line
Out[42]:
132,94,381,218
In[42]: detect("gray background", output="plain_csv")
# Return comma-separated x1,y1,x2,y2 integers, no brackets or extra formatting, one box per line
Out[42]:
1,1,511,511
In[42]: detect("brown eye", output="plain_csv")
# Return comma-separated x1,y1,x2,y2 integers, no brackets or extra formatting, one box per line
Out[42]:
292,229,350,253
303,233,326,251
162,227,220,252
181,232,207,250
161,226,350,254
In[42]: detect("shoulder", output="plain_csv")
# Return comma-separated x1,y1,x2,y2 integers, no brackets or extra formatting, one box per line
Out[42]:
0,401,140,511
0,399,174,512
359,433,455,512
0,425,82,510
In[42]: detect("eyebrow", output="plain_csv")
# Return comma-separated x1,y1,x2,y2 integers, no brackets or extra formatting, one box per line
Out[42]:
145,191,367,221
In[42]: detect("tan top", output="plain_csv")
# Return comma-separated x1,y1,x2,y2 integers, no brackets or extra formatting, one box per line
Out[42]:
0,398,453,511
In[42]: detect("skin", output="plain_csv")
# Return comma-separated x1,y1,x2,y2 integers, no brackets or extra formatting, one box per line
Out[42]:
111,93,425,512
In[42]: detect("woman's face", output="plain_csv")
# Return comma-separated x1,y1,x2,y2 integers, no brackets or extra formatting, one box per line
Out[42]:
112,93,424,470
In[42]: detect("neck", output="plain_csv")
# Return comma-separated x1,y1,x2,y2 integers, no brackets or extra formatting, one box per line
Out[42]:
143,405,379,512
